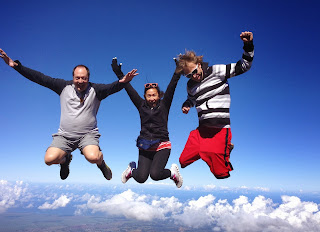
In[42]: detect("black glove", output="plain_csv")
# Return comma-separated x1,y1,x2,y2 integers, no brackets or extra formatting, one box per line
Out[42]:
111,57,124,79
173,57,182,75
173,58,179,67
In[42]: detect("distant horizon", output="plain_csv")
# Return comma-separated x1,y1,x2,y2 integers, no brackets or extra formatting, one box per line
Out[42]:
2,179,320,196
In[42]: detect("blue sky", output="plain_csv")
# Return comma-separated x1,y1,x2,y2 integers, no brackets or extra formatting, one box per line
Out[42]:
1,0,320,195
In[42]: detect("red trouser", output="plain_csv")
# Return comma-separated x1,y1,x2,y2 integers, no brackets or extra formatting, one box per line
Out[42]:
179,127,233,179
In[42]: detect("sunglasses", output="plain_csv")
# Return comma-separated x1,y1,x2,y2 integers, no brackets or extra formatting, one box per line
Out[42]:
144,83,158,88
185,64,198,78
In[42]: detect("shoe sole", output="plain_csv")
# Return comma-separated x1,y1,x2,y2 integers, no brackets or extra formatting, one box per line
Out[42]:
121,166,131,184
171,164,183,188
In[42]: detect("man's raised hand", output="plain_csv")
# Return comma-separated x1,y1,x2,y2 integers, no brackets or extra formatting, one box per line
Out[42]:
0,49,17,67
240,31,253,43
119,69,139,83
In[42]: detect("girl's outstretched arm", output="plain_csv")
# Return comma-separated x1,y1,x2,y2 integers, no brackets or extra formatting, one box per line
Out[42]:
111,58,143,108
162,58,182,109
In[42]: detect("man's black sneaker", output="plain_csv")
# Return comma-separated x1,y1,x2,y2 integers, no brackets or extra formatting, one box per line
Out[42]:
60,153,72,180
97,160,112,180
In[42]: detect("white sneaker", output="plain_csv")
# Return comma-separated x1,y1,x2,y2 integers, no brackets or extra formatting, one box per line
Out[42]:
170,164,183,188
121,162,136,183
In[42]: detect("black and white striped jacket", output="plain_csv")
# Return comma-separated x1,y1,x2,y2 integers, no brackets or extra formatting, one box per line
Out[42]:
182,41,254,128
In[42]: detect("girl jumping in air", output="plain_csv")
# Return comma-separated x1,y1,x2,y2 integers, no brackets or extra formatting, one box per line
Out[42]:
111,58,183,188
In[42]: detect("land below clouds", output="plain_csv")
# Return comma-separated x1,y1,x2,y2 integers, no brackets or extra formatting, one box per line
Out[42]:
0,213,210,232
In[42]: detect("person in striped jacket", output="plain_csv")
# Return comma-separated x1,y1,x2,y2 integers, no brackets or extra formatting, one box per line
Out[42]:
176,31,254,179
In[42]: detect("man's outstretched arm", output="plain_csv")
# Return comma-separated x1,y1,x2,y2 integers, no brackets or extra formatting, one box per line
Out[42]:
220,31,254,79
236,31,254,75
0,48,67,94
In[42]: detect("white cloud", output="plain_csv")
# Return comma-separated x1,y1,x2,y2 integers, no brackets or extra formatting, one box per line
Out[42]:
75,189,181,221
79,193,93,202
183,185,192,191
145,180,177,187
254,187,270,192
26,203,34,208
219,186,231,190
173,194,320,232
74,189,320,232
0,180,28,213
152,196,183,215
38,195,71,210
201,185,270,192
204,184,216,190
269,196,320,228
173,195,216,228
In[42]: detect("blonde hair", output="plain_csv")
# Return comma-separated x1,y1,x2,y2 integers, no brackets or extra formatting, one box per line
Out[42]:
176,50,203,74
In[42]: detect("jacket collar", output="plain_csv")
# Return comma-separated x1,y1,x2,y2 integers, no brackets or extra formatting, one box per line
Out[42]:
143,99,161,109
201,62,211,79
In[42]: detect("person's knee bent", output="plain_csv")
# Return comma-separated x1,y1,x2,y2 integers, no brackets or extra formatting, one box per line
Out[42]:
179,157,187,168
82,145,102,164
135,175,148,183
134,171,149,183
45,147,66,165
85,152,101,164
44,155,54,166
84,151,102,164
214,172,231,179
44,152,60,166
136,177,148,184
149,169,162,181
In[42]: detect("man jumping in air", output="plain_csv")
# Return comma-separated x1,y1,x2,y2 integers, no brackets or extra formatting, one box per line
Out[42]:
0,48,138,180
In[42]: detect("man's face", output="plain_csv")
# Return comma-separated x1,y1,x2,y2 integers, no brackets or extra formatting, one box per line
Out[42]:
183,62,203,82
73,67,89,92
144,88,160,108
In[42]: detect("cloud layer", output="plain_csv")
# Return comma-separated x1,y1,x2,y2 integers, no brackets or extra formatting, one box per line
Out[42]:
38,195,71,210
76,191,320,232
1,180,320,232
0,180,28,213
